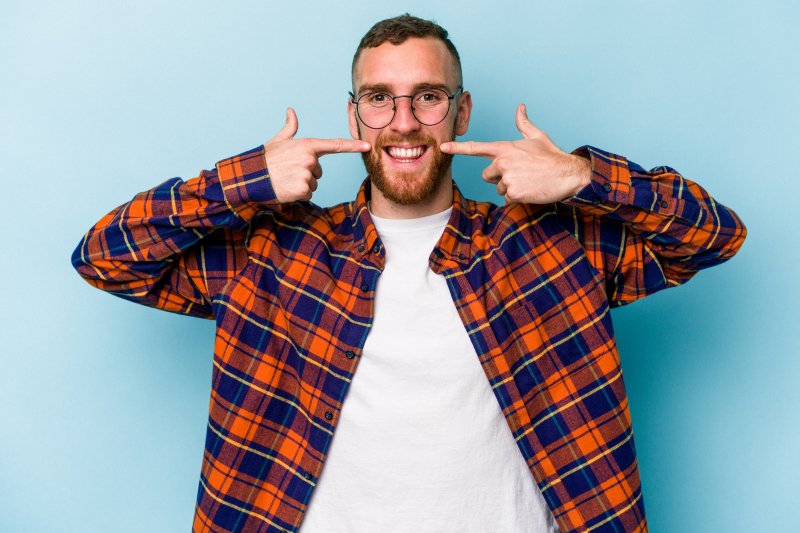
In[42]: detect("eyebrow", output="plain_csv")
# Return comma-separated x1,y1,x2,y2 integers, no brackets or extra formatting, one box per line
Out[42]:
357,82,452,96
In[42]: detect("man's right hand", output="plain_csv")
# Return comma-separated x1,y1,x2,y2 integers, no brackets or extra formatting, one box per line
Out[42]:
263,108,371,203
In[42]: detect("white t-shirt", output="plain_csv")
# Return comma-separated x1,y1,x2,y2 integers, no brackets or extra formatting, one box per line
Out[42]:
300,208,559,533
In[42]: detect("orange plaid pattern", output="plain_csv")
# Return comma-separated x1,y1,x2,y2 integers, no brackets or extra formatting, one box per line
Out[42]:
73,144,746,532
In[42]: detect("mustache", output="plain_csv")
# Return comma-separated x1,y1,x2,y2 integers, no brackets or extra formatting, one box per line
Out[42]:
374,133,437,151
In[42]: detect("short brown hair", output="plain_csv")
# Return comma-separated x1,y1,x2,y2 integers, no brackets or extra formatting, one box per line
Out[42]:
351,14,462,87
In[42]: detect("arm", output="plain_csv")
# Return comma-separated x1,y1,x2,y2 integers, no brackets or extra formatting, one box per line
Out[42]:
441,104,747,307
556,145,746,306
71,146,278,318
72,111,371,318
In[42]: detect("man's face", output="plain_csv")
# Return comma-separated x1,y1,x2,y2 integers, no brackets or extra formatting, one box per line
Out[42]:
349,37,471,206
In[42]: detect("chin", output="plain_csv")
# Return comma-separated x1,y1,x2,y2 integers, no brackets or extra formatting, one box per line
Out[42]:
373,163,446,205
362,141,453,206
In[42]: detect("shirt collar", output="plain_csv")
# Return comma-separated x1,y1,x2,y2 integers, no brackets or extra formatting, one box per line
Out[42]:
350,178,474,268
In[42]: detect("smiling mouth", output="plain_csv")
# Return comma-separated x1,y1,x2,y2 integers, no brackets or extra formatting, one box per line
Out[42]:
384,145,428,163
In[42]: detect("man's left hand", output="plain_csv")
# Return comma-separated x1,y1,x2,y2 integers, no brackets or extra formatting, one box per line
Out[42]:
440,104,592,204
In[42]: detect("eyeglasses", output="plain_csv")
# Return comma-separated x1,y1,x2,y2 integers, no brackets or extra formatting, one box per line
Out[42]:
349,86,463,129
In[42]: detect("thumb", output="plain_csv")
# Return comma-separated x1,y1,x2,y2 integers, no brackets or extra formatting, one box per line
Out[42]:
270,107,299,143
515,103,540,139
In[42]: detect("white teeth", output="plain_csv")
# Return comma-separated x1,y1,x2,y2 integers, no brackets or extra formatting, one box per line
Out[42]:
387,146,424,160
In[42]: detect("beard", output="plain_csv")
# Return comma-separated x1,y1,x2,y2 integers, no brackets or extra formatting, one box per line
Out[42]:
361,131,454,206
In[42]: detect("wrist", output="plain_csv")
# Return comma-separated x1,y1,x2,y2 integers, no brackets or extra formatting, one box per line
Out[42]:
567,154,592,197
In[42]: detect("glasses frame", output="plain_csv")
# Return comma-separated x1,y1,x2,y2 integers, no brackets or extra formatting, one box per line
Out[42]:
349,86,464,129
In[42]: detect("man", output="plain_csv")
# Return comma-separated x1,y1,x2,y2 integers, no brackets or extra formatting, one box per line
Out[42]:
72,14,746,533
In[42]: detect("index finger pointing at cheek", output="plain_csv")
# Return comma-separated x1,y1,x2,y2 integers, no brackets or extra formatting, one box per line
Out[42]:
311,138,371,156
440,141,501,158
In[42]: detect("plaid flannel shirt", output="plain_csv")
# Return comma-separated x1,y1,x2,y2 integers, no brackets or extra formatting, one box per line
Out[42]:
72,144,746,532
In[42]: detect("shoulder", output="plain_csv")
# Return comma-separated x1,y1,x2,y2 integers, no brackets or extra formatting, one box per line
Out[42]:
459,196,562,240
246,200,359,247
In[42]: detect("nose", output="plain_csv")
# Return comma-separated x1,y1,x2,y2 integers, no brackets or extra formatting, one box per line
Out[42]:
389,95,421,134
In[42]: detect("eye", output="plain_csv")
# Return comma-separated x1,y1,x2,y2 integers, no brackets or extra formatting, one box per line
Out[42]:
363,92,392,106
415,89,445,106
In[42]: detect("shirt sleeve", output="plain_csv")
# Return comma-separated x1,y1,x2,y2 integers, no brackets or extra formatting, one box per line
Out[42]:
556,145,747,307
71,145,278,319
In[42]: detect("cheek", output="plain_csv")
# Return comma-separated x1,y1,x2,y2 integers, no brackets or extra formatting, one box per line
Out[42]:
361,128,381,146
431,123,457,145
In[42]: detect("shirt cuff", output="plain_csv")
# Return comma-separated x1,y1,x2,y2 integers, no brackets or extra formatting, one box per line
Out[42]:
562,146,632,206
561,145,704,224
215,145,280,220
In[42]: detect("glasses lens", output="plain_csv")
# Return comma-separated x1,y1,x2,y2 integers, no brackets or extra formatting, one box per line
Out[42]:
411,88,451,126
357,92,395,129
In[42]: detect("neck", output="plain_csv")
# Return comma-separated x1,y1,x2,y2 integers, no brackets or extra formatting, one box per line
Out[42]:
369,171,454,219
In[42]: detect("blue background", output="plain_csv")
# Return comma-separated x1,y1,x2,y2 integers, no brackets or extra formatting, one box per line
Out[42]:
2,1,797,531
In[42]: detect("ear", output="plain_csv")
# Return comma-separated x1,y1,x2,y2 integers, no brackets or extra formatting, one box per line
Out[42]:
348,100,360,139
454,90,472,137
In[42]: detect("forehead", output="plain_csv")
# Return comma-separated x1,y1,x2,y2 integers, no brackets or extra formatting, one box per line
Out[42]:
353,37,457,92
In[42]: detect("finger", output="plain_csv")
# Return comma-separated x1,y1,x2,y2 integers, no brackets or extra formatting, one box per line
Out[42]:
481,161,501,184
496,181,507,197
440,140,502,158
310,138,371,156
309,177,319,192
311,162,323,180
269,107,299,143
515,103,542,139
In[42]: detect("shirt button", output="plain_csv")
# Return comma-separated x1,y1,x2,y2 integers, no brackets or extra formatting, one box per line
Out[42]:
345,350,355,359
372,244,380,253
602,183,612,193
304,472,312,480
324,411,333,420
360,283,369,291
660,200,669,208
458,253,467,261
357,244,365,253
